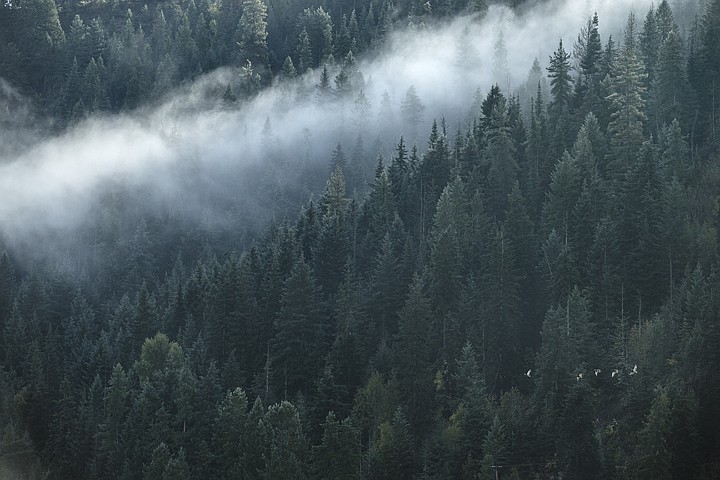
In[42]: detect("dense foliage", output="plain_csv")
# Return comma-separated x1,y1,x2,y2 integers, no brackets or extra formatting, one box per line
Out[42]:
1,0,720,479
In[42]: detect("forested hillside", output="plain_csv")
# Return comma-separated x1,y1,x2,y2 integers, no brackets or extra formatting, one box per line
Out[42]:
1,0,719,479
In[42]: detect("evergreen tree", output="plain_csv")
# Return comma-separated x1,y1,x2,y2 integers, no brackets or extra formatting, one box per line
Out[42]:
17,0,65,92
263,401,308,479
394,275,433,428
606,13,647,179
574,13,603,122
484,102,518,217
430,177,467,316
237,0,270,76
400,85,426,142
547,39,574,155
312,412,361,480
273,257,327,398
369,407,415,480
655,30,693,133
547,39,573,116
297,28,313,72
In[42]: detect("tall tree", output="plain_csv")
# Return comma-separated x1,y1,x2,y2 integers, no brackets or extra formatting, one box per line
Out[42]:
400,85,426,143
237,0,269,76
655,30,693,132
547,39,574,154
606,13,647,179
273,257,327,398
574,13,603,122
312,412,361,480
17,0,65,92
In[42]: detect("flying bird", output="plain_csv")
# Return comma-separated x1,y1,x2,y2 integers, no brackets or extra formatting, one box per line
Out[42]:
525,369,532,378
611,369,619,378
576,373,584,381
629,364,638,375
594,369,601,376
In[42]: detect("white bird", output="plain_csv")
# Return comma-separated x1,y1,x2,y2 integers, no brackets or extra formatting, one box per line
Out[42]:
611,369,619,378
594,369,601,376
577,373,584,381
629,364,638,375
525,369,532,378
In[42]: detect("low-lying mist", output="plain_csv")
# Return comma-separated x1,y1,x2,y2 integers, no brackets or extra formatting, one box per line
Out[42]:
0,0,655,265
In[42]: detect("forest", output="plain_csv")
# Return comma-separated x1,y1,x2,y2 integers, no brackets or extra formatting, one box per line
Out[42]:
0,0,719,478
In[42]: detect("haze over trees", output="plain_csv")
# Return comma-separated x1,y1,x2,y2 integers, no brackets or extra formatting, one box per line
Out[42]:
1,0,720,479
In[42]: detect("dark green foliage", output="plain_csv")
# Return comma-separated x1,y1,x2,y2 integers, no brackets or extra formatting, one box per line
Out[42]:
2,2,720,479
312,412,361,479
273,256,327,398
368,407,415,480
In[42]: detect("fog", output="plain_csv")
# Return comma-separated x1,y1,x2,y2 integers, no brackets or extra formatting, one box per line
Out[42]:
0,0,656,260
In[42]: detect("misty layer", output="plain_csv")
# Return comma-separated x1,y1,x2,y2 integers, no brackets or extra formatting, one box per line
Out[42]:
0,0,654,254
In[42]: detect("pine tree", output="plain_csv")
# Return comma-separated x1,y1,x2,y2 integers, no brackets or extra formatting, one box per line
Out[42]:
281,55,296,80
656,0,677,43
492,31,510,88
313,211,350,298
212,388,257,478
336,14,352,59
369,231,405,342
633,388,673,480
543,151,581,242
430,177,467,316
547,39,573,116
479,416,509,480
297,28,313,73
401,85,426,142
640,4,660,85
606,13,647,179
655,30,693,133
353,89,372,132
174,13,197,78
695,0,720,142
273,257,327,398
297,7,334,67
237,0,269,75
263,401,308,479
394,275,433,427
312,412,361,479
369,407,415,480
484,103,518,217
316,65,332,102
17,0,66,92
547,39,574,155
480,225,522,393
574,13,603,122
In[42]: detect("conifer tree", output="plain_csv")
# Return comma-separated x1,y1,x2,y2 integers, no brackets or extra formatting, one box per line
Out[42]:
606,13,647,179
369,407,415,480
312,412,361,479
401,85,426,142
547,39,574,155
273,257,327,398
655,30,693,132
263,401,308,479
394,275,433,426
484,103,518,217
574,13,603,122
297,28,313,72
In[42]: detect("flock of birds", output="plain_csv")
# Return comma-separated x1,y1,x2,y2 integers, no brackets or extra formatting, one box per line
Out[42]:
524,364,638,381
